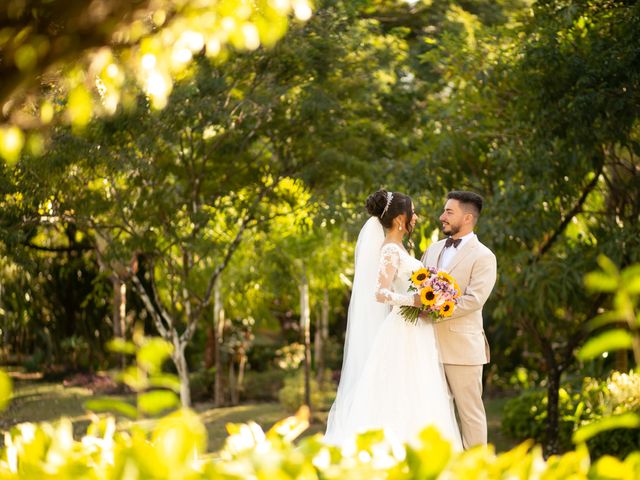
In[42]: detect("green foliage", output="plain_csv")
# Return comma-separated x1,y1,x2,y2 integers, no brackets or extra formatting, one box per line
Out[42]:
502,388,580,451
579,257,640,364
85,334,180,419
504,370,640,459
1,403,640,479
276,343,307,371
242,369,287,402
0,370,12,411
574,370,640,459
1,0,313,162
189,368,216,403
278,370,335,412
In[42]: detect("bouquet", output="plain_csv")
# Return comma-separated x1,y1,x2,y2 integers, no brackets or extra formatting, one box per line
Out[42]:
399,267,461,324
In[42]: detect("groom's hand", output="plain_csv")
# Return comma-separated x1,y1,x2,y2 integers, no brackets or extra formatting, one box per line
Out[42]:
413,294,422,307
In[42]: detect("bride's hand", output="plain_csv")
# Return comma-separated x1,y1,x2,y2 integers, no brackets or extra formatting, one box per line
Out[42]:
413,294,422,307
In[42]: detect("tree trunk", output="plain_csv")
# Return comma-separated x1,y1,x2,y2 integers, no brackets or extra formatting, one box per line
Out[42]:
228,357,238,405
237,352,247,398
315,288,329,385
204,326,215,369
112,276,127,369
0,280,6,362
300,267,312,412
545,367,562,456
615,349,628,373
213,279,225,406
173,338,191,407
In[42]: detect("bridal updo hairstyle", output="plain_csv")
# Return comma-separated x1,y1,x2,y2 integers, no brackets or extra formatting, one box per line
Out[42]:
366,190,414,233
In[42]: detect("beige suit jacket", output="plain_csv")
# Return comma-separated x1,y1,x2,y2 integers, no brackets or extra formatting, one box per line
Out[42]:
421,235,496,365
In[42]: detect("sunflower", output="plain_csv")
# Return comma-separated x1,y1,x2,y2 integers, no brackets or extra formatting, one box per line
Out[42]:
453,282,461,298
437,271,455,284
420,286,436,306
439,300,455,317
411,268,430,286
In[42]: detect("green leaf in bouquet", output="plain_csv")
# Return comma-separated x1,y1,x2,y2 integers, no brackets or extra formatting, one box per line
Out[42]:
137,390,180,415
0,370,12,411
84,398,138,419
572,412,640,444
577,329,633,361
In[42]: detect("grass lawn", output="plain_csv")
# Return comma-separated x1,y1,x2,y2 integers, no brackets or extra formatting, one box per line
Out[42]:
1,372,519,453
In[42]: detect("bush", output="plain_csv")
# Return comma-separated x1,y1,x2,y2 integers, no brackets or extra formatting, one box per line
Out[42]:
2,365,640,478
2,407,640,479
501,387,579,451
503,371,640,458
278,370,335,412
189,368,215,403
241,369,287,402
579,371,640,459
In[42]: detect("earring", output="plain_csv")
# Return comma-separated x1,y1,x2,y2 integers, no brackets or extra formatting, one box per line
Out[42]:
398,225,403,231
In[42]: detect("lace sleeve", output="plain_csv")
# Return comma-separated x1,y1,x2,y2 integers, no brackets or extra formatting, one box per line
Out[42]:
375,244,416,306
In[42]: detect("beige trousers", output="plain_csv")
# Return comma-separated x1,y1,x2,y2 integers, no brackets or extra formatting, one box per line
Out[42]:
443,364,487,449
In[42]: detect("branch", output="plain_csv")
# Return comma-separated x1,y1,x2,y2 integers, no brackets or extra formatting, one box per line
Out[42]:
196,181,276,316
130,273,170,339
21,241,93,253
533,159,604,262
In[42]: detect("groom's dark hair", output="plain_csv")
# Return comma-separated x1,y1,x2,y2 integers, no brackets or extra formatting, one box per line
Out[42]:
447,191,483,219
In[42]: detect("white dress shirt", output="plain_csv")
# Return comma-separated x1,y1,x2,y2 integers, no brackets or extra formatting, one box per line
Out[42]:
439,231,476,271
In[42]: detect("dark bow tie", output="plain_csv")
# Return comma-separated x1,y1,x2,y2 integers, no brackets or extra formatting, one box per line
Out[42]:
445,237,462,248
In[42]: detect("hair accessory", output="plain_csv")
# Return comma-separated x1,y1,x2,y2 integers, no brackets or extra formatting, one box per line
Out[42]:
381,191,393,218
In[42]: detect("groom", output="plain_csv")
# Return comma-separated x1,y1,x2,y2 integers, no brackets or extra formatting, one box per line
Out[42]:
421,191,497,449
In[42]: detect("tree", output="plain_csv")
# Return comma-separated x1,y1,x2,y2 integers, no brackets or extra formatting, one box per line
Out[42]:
0,0,312,162
402,0,640,454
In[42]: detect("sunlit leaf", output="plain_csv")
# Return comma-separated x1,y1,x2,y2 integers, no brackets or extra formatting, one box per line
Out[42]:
406,426,452,479
0,370,12,411
577,329,633,360
622,266,640,294
584,271,617,292
152,409,207,468
573,413,640,444
107,338,137,355
137,338,173,374
587,311,624,329
0,125,25,164
84,398,138,418
148,374,182,392
67,85,93,128
138,390,180,415
596,255,619,278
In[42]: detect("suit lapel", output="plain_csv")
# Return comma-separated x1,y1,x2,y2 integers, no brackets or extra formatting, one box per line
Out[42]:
423,240,446,268
446,236,478,273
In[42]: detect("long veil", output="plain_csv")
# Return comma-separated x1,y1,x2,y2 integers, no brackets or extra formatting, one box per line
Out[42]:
324,216,389,444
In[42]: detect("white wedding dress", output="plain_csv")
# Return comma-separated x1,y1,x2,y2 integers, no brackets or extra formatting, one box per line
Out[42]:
325,218,462,450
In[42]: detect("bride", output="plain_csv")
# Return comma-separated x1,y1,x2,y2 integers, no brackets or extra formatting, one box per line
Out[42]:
324,190,462,450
